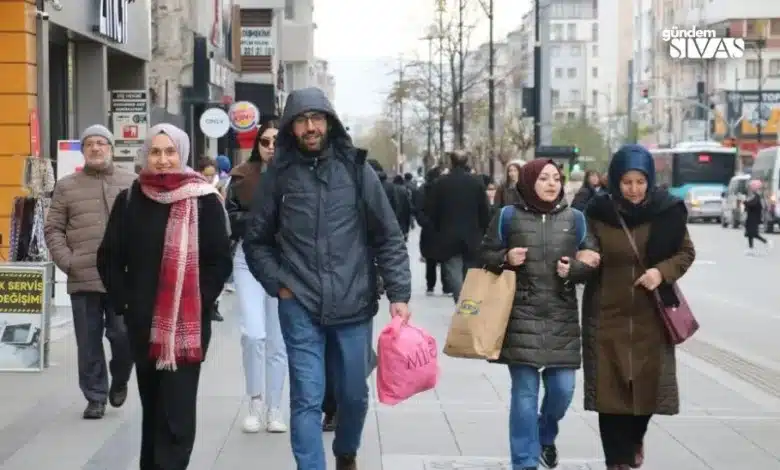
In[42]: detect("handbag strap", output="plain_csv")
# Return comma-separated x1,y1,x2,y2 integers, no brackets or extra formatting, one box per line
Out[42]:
614,205,668,304
614,205,648,272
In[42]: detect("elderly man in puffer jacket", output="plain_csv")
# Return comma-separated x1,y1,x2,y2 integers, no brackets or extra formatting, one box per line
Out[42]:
44,124,136,420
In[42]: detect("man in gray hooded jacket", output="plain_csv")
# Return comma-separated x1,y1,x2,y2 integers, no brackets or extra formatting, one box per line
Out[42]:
243,87,411,470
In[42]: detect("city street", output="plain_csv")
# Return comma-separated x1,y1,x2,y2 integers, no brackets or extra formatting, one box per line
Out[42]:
1,225,780,469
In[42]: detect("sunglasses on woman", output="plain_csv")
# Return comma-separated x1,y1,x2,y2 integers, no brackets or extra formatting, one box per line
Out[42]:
259,137,276,148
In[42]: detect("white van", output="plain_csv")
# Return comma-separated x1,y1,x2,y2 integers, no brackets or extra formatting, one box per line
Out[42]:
751,147,780,232
720,174,750,228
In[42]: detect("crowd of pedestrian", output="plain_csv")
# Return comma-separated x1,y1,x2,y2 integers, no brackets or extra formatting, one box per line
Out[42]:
43,85,697,470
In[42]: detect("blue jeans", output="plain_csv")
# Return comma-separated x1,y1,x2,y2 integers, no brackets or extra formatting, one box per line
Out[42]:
508,365,576,469
278,297,372,470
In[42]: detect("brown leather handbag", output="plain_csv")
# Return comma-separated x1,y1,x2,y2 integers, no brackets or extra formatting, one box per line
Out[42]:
616,213,700,345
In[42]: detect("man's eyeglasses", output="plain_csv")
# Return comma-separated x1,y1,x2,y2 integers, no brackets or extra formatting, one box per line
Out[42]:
293,112,326,127
259,137,275,148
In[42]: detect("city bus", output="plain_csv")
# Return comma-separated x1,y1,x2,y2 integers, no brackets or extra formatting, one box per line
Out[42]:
649,142,738,200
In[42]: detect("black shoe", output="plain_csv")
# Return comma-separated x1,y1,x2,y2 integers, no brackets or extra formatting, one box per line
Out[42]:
335,454,357,470
322,412,337,432
108,382,128,408
540,444,559,468
212,303,224,322
83,401,106,419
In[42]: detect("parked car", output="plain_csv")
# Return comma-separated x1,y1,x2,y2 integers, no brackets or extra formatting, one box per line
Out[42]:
685,186,723,223
720,174,750,228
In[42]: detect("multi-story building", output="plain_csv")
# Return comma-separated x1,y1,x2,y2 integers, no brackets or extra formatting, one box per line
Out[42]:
313,58,336,103
281,0,315,92
633,0,780,154
510,0,633,144
149,0,240,162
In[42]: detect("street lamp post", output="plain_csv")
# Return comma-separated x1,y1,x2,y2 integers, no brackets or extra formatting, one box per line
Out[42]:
486,0,495,178
533,0,541,149
438,2,445,158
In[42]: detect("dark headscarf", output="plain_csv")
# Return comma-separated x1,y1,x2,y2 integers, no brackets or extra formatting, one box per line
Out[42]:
586,144,688,306
587,144,681,228
517,159,563,213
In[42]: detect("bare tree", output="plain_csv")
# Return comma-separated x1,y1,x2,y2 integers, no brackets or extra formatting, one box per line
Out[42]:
385,1,488,151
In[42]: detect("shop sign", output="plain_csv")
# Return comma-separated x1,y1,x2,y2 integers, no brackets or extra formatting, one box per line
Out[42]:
0,264,52,372
228,101,260,132
240,27,274,57
200,108,231,138
110,90,148,172
96,0,129,43
29,110,40,158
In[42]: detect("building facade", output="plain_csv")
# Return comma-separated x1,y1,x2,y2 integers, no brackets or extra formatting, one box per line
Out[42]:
633,0,780,153
281,0,315,91
313,58,335,103
509,0,633,146
148,0,241,163
0,0,151,255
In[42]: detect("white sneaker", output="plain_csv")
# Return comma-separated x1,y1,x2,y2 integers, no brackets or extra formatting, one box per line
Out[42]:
242,398,264,433
266,407,288,433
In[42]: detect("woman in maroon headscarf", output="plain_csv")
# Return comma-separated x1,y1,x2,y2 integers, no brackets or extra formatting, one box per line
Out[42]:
480,159,601,470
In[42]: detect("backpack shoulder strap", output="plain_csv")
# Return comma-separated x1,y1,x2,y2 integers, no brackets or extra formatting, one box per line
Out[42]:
497,205,515,247
572,207,587,248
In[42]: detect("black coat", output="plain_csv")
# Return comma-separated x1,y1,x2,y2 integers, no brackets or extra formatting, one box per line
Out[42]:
424,166,491,261
96,182,233,362
744,193,763,237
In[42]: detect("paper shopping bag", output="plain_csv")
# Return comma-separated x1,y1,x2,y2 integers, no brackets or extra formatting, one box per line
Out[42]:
443,268,516,360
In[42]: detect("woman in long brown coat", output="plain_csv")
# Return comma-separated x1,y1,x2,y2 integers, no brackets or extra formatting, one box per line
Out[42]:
582,144,695,470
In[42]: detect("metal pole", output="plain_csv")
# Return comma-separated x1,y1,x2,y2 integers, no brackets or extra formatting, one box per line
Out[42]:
626,59,634,144
438,6,445,157
36,7,50,160
398,56,405,160
487,0,495,178
533,0,541,149
457,0,465,148
757,42,763,143
427,37,433,168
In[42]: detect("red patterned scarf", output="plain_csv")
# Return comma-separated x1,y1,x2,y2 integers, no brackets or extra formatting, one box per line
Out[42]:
139,170,219,370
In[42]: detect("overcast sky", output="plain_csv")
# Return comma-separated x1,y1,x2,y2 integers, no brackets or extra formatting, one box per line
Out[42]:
312,0,532,119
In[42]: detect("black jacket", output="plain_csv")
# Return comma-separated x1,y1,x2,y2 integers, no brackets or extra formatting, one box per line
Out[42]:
96,182,233,361
425,166,491,261
480,197,598,367
242,87,411,326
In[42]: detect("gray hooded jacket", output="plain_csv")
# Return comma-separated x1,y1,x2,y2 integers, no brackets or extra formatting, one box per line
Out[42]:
242,88,411,325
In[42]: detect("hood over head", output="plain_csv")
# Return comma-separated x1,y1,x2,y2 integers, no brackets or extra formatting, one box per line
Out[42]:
277,87,351,156
215,154,231,173
368,158,387,181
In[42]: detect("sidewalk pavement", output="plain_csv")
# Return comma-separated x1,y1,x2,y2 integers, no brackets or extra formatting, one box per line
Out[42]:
2,229,780,469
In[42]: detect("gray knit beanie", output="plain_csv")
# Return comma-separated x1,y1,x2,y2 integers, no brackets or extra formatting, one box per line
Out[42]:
80,124,114,147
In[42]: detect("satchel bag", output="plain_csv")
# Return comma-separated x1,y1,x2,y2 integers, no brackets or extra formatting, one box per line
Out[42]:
615,211,699,345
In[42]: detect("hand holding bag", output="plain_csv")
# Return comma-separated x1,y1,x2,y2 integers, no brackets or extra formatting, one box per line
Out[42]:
615,212,699,345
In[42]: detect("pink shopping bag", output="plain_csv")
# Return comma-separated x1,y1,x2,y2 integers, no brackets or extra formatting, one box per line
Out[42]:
376,316,439,405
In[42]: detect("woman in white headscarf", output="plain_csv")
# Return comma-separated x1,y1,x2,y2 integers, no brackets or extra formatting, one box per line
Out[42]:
97,123,233,470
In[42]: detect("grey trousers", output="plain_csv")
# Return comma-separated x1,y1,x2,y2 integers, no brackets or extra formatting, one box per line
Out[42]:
70,292,133,403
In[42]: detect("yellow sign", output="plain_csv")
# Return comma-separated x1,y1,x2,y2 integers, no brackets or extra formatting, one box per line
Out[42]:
741,106,780,136
0,270,44,314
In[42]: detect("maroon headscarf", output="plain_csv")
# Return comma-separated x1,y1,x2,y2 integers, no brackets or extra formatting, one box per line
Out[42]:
517,159,564,213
